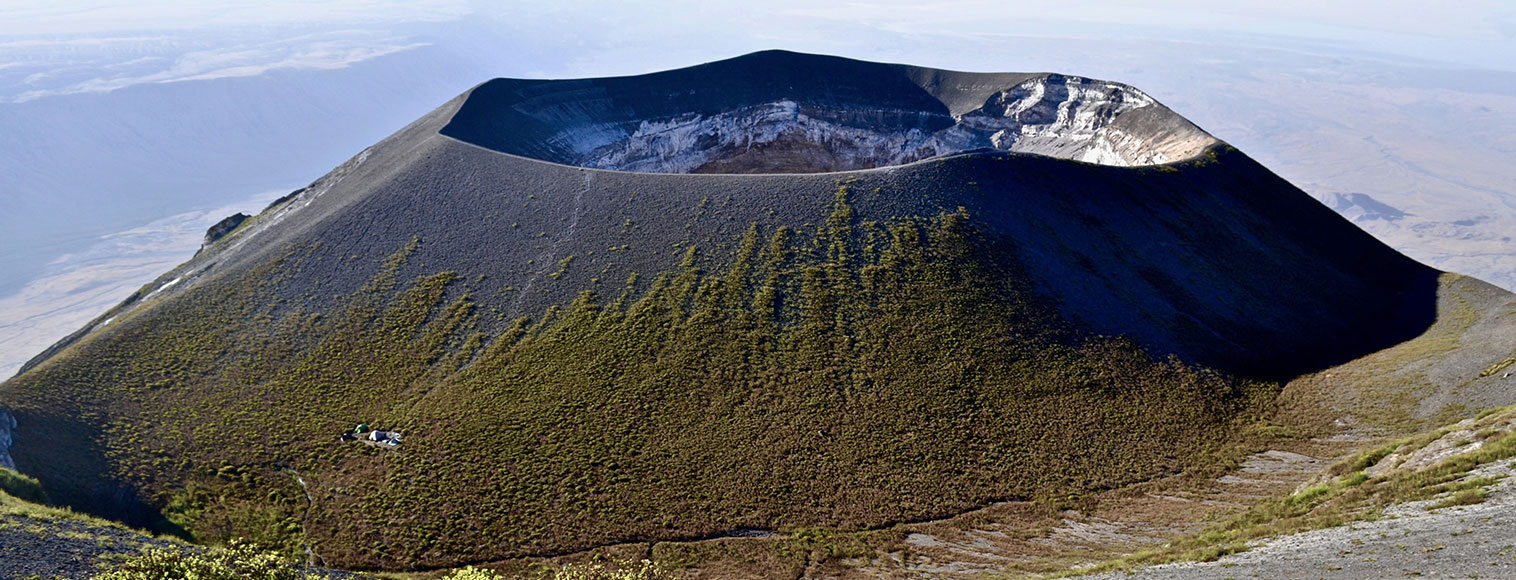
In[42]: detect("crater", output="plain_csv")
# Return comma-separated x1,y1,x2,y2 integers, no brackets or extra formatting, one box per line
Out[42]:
440,51,1218,173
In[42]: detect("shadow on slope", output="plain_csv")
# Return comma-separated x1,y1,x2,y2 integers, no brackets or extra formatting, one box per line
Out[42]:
937,148,1442,380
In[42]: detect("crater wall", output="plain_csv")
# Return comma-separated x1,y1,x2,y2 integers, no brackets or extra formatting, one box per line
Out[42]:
441,51,1217,173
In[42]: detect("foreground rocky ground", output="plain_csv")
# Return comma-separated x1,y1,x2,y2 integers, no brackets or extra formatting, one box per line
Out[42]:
1076,411,1516,580
0,491,363,580
1077,460,1516,579
0,510,177,579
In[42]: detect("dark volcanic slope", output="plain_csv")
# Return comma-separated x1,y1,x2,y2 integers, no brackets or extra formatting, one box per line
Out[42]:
19,51,1433,379
230,141,1431,377
0,51,1470,571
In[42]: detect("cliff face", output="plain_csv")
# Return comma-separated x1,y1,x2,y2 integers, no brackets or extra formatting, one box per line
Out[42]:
0,409,15,471
442,51,1213,174
200,213,249,249
542,74,1213,173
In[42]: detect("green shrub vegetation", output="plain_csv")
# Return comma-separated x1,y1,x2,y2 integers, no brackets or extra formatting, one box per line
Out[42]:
91,541,321,580
1430,488,1486,509
0,467,48,505
0,482,143,537
1,187,1275,570
442,560,670,580
82,530,668,580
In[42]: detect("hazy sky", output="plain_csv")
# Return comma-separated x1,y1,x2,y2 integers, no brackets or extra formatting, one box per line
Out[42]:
0,0,470,33
2,1,1514,83
6,0,1513,46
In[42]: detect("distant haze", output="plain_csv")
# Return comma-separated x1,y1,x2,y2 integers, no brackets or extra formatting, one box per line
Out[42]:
2,0,1514,377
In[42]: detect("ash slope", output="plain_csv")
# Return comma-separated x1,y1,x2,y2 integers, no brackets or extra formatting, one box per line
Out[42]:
0,51,1476,570
17,50,1436,380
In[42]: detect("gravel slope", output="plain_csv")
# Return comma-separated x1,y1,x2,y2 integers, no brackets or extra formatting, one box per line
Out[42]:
1076,446,1516,580
0,483,373,580
0,512,177,579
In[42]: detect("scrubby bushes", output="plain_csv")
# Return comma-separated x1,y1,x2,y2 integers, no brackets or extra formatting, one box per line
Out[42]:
3,187,1274,570
91,541,319,580
92,544,670,580
0,467,48,504
443,560,669,580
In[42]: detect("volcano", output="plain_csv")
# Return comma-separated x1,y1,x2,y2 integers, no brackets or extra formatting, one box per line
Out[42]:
3,51,1509,573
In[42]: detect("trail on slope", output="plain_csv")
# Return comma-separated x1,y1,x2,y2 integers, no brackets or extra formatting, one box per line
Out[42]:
509,170,589,320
